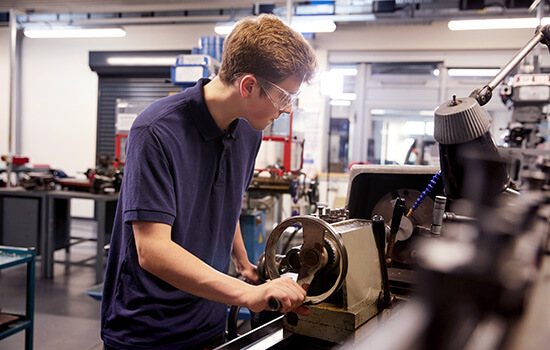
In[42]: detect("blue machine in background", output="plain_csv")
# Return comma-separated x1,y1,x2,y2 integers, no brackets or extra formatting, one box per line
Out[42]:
170,54,219,88
239,210,266,264
196,35,224,61
171,36,224,89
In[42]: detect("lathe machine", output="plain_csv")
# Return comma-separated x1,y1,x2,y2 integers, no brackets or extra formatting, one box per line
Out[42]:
216,25,550,350
218,165,446,349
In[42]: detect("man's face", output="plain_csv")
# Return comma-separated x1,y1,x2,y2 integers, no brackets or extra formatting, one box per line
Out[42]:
245,75,302,131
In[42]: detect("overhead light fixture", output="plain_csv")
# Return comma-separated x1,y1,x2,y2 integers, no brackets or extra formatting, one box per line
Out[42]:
24,27,126,38
214,17,336,36
106,57,176,66
448,17,550,31
214,22,236,35
291,19,336,33
371,109,435,116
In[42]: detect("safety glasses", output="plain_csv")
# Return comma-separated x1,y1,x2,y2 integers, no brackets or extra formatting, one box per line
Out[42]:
254,75,301,111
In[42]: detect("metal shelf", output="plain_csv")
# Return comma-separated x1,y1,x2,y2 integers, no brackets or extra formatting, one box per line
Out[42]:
0,246,35,350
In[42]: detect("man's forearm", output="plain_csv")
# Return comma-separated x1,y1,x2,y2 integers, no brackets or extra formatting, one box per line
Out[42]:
133,221,307,314
134,221,253,307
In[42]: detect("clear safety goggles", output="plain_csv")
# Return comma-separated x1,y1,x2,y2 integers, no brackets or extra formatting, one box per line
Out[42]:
254,75,301,111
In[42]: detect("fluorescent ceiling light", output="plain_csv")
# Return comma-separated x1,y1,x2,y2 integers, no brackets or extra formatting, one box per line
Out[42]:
291,19,336,33
371,109,435,116
214,22,235,35
106,57,176,66
448,68,500,77
214,18,336,36
24,27,126,38
448,17,550,30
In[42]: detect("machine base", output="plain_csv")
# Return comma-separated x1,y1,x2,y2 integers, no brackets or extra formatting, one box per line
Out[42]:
283,299,380,343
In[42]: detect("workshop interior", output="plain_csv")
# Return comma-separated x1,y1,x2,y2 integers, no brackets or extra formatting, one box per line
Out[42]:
1,0,550,349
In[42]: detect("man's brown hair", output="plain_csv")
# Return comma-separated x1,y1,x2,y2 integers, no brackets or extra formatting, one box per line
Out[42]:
218,14,318,85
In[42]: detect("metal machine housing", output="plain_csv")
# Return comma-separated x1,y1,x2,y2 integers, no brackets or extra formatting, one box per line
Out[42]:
271,218,384,343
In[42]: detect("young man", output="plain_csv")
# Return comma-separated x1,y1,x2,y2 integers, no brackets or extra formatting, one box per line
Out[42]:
101,14,318,350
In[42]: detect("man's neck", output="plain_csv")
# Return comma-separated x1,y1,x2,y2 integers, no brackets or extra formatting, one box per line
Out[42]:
203,76,240,131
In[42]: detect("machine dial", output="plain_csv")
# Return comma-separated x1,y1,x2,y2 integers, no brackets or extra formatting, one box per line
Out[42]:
265,216,348,304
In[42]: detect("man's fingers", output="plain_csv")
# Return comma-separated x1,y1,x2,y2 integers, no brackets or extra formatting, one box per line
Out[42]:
262,276,310,313
294,305,310,316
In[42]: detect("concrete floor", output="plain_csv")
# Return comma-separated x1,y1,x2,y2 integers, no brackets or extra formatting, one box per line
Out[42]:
0,219,103,350
0,219,254,350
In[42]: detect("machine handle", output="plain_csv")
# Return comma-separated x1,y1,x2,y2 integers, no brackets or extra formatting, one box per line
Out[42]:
372,215,392,309
268,297,282,311
386,197,406,265
372,215,386,252
390,197,406,235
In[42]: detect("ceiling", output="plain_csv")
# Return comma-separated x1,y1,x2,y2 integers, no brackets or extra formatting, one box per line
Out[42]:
0,0,542,28
0,0,262,13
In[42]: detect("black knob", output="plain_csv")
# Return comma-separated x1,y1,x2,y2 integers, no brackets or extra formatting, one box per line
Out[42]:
268,297,281,311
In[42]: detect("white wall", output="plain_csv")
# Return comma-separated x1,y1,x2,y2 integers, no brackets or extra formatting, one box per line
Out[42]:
0,20,541,177
0,23,221,175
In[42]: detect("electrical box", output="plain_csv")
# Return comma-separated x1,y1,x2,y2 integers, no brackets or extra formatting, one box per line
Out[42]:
239,210,266,264
170,54,219,88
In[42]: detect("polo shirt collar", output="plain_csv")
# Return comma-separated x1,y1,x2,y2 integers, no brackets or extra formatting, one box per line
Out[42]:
187,78,240,142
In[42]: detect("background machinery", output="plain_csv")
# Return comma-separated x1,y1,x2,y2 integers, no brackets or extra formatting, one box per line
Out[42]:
219,25,550,350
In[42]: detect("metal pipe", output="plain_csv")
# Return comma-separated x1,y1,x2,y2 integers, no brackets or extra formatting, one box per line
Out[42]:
286,0,292,24
486,27,546,91
7,8,17,187
18,14,246,26
472,24,550,105
534,0,544,66
443,212,477,223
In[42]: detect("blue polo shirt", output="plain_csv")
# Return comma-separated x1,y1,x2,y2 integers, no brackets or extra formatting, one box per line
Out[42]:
101,79,263,349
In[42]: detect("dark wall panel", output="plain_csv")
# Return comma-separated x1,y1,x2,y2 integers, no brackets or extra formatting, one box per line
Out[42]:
90,50,191,159
95,77,180,158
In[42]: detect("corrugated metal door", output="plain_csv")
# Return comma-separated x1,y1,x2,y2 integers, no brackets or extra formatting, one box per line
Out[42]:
95,77,180,157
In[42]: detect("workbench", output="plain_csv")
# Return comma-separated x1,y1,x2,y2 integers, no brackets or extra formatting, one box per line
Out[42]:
46,190,118,283
0,189,118,283
0,246,36,350
0,188,49,278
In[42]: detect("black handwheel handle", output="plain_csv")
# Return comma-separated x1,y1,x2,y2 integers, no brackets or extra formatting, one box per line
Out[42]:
268,297,282,311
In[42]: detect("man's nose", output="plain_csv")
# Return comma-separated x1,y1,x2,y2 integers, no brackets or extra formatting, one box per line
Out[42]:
281,104,293,115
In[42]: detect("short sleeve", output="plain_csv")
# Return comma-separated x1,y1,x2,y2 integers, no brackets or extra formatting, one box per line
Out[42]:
121,124,176,226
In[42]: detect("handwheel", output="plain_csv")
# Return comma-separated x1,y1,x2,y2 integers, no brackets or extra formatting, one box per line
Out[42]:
265,216,348,304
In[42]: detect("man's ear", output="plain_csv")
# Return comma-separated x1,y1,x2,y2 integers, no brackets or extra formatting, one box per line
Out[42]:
239,75,257,99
